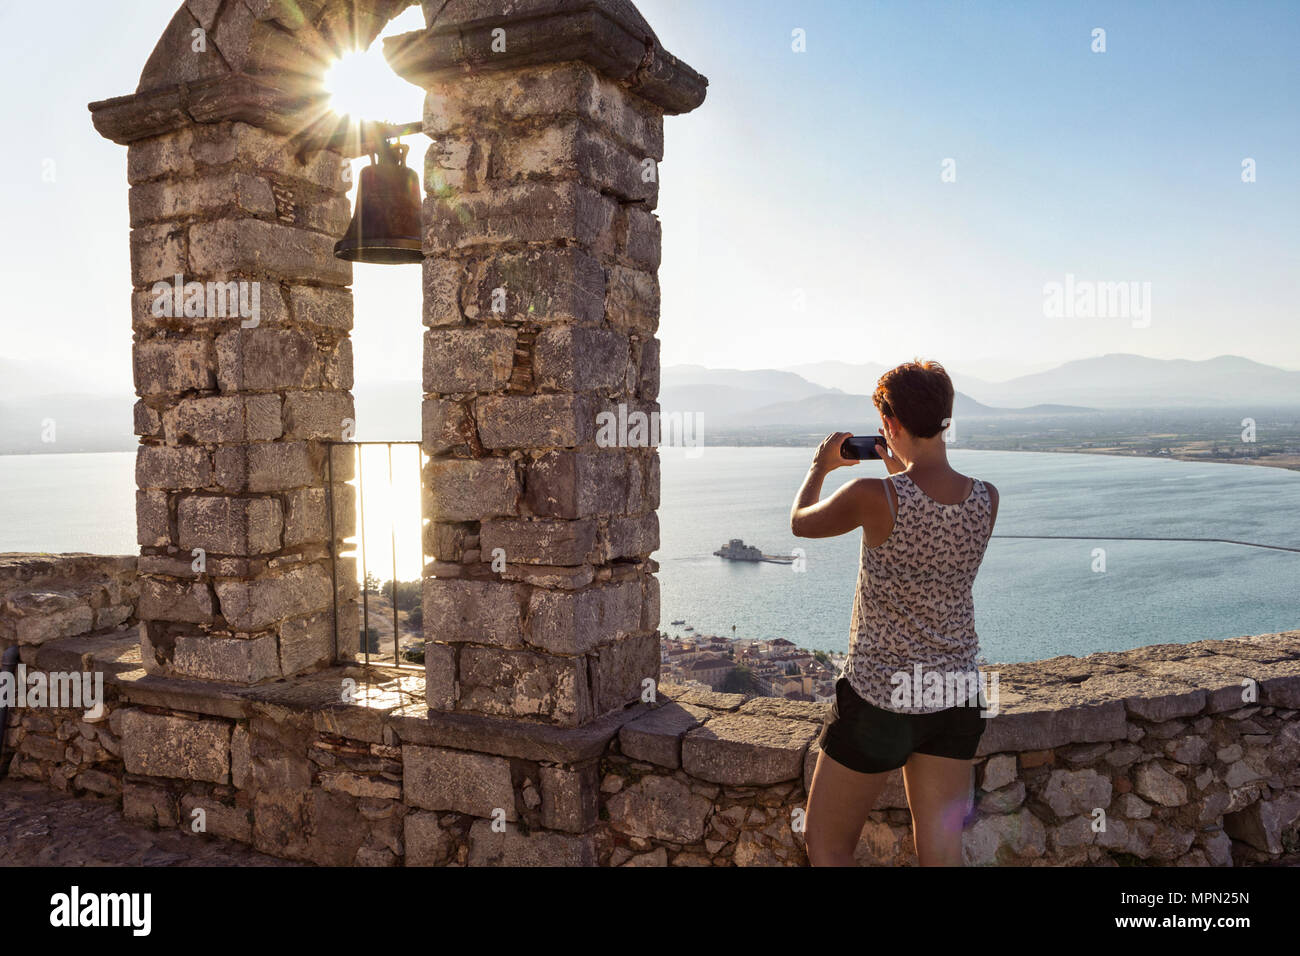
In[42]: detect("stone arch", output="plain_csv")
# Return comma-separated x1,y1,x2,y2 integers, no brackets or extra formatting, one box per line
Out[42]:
90,0,706,733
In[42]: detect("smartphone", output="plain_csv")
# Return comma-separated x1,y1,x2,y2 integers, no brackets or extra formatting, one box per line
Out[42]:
841,435,886,460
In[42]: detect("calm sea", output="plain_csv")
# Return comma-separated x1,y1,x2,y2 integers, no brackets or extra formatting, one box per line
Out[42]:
1,448,1297,664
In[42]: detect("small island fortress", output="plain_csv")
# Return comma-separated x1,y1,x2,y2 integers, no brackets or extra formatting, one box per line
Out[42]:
714,539,797,565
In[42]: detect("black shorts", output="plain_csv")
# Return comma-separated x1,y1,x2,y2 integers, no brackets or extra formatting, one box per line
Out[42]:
816,676,987,774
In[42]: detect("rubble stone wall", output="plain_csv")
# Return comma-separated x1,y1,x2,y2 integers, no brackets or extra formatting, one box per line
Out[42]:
4,555,1297,866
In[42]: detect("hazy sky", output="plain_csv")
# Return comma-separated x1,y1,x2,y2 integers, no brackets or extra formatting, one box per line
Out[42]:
2,0,1297,395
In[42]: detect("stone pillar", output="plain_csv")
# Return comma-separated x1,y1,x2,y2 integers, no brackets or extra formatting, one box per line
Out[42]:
89,2,392,683
125,122,359,683
389,0,706,727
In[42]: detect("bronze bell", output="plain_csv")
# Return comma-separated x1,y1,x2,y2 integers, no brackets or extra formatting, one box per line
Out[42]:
334,139,423,264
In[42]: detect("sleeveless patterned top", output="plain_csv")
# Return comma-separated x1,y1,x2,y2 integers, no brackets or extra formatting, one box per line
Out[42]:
842,471,994,714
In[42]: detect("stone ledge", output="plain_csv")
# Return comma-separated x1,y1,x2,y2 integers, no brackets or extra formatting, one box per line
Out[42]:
386,0,708,115
34,627,143,678
89,73,325,147
390,698,652,763
682,713,818,786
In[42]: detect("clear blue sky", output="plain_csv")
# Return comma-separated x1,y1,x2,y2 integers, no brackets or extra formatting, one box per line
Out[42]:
2,0,1296,394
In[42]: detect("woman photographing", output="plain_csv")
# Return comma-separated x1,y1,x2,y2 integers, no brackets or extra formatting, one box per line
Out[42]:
790,359,999,866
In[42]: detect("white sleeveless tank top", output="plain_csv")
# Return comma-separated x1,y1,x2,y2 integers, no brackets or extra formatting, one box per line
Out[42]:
842,471,994,714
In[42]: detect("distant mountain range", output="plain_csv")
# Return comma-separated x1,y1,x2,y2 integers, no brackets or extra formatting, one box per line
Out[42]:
781,354,1300,410
661,364,1089,429
1,354,1296,454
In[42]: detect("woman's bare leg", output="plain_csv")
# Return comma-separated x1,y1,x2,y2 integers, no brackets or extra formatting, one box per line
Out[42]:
901,752,976,865
804,749,892,866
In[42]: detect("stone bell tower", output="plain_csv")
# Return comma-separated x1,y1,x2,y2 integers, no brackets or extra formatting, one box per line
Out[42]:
89,0,705,722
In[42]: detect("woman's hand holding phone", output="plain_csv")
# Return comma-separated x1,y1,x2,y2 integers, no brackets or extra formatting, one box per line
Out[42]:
875,437,905,475
812,431,857,472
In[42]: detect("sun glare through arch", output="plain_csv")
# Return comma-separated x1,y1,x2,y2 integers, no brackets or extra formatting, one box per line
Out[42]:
319,6,432,617
321,5,427,125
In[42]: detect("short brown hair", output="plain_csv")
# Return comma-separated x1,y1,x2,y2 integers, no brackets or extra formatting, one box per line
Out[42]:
872,359,954,438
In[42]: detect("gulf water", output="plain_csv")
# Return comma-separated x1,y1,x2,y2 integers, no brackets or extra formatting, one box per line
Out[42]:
1,448,1296,664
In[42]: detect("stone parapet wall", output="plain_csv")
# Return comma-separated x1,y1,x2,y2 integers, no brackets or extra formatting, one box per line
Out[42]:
0,554,138,794
4,561,1296,867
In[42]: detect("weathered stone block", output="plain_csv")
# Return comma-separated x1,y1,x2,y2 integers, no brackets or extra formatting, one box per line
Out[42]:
404,811,453,866
173,632,281,682
600,513,659,560
422,63,664,159
127,126,195,184
423,457,519,521
278,610,333,675
424,641,456,710
177,495,283,554
283,487,329,548
123,780,178,827
422,327,516,393
480,518,596,567
423,181,616,255
588,629,659,715
1134,760,1189,807
288,284,352,331
637,337,660,399
135,490,170,547
281,390,353,440
189,218,351,285
640,573,660,632
421,398,471,454
130,222,186,285
526,579,641,654
134,338,217,396
465,818,596,866
533,326,629,391
214,562,332,630
606,774,711,843
216,326,322,391
1042,768,1113,817
129,170,276,226
138,576,215,624
619,205,661,271
476,393,595,449
539,763,598,833
136,445,212,490
422,578,524,646
461,247,605,326
120,709,231,783
189,123,348,194
682,713,816,786
162,394,282,443
403,745,516,819
134,400,163,438
525,450,630,518
619,701,709,768
179,794,253,842
214,442,317,492
458,646,591,724
604,265,659,334
5,591,95,646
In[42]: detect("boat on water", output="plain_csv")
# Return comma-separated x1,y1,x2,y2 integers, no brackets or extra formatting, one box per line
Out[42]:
670,619,686,626
713,538,796,565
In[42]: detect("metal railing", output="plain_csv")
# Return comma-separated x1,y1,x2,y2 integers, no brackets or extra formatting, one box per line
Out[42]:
325,441,425,669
